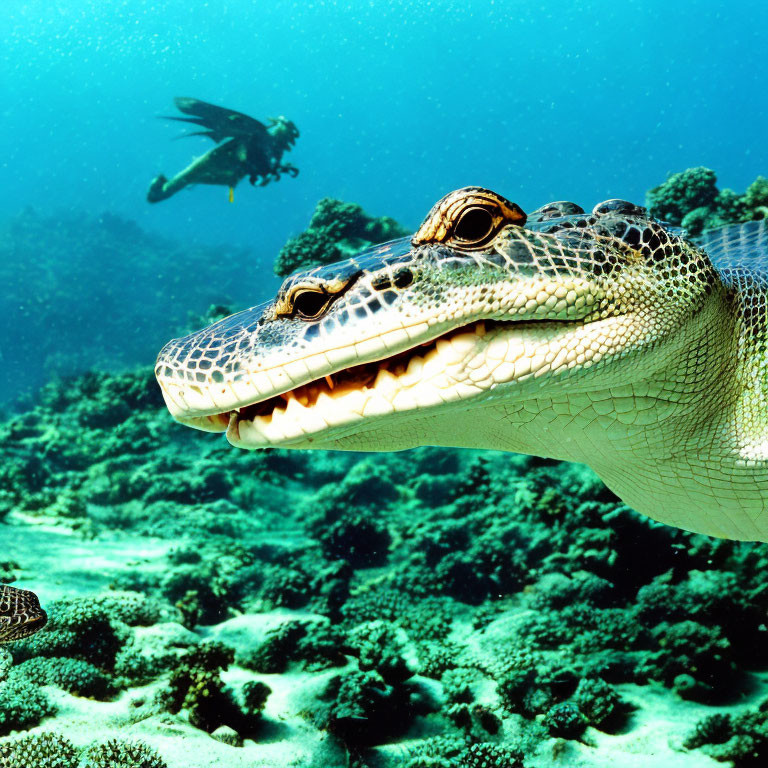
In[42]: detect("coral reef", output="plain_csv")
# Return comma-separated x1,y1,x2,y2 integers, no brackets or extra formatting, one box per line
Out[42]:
0,733,168,768
2,182,768,766
684,702,768,766
646,166,768,235
274,197,408,277
12,657,115,699
83,739,168,768
0,675,56,735
6,363,768,764
158,642,270,736
0,731,79,768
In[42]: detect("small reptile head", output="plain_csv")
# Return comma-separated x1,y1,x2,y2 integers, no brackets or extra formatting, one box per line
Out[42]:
155,186,719,450
0,585,47,643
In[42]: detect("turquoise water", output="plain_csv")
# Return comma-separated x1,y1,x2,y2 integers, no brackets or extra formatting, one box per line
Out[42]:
5,0,767,252
2,2,768,767
3,0,768,397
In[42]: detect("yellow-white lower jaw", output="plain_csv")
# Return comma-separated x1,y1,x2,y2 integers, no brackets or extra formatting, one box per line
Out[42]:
223,322,487,448
219,319,591,450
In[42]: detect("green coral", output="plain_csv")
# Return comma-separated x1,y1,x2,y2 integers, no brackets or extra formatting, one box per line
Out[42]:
683,712,733,750
0,731,79,768
83,738,167,768
404,737,524,768
0,648,12,681
303,461,396,568
404,736,467,768
646,166,718,225
13,597,129,671
744,176,768,214
464,743,524,768
348,620,414,684
572,677,629,731
86,592,167,627
238,619,346,674
543,701,587,739
646,166,768,235
239,621,307,673
159,642,269,736
0,676,56,734
11,657,116,699
638,620,736,701
316,668,420,748
4,593,169,702
317,511,392,568
684,704,768,766
0,734,169,768
274,197,407,277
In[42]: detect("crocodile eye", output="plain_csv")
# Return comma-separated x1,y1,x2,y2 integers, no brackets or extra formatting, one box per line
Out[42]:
453,206,495,244
292,289,331,319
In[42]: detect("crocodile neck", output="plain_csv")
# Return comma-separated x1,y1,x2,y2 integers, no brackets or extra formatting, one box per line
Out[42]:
380,289,767,539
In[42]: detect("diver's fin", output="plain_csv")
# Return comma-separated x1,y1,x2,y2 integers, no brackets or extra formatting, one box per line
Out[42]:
163,97,270,144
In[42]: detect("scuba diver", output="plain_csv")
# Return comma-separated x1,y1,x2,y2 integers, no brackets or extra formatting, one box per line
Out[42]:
147,97,299,203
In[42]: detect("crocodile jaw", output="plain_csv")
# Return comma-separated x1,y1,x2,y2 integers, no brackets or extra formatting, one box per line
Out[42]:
212,317,630,450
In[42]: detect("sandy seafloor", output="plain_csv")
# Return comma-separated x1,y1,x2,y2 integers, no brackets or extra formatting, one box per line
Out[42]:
3,512,767,768
1,366,768,768
5,515,766,768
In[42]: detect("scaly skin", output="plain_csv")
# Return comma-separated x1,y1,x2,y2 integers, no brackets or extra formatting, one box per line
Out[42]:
156,188,768,541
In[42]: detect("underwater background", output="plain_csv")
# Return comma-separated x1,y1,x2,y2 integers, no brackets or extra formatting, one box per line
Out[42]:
2,1,768,767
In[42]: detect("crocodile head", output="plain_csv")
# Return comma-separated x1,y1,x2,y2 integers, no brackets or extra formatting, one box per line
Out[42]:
156,186,721,455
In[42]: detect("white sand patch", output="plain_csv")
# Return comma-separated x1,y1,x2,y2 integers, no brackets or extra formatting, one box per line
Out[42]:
3,511,170,604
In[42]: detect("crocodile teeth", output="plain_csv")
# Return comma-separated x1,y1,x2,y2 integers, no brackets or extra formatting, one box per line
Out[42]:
284,396,305,419
363,396,394,417
405,357,424,379
374,368,398,393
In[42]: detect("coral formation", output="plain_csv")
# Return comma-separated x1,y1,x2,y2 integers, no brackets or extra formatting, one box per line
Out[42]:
274,197,408,277
6,372,768,761
315,668,421,748
158,642,270,736
646,166,768,235
684,703,768,766
82,739,168,768
238,619,346,673
0,731,79,768
12,597,130,674
0,676,56,735
0,733,169,768
12,657,116,699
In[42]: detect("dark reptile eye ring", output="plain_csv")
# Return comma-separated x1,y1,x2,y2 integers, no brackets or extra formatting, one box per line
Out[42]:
292,289,331,319
453,206,495,244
